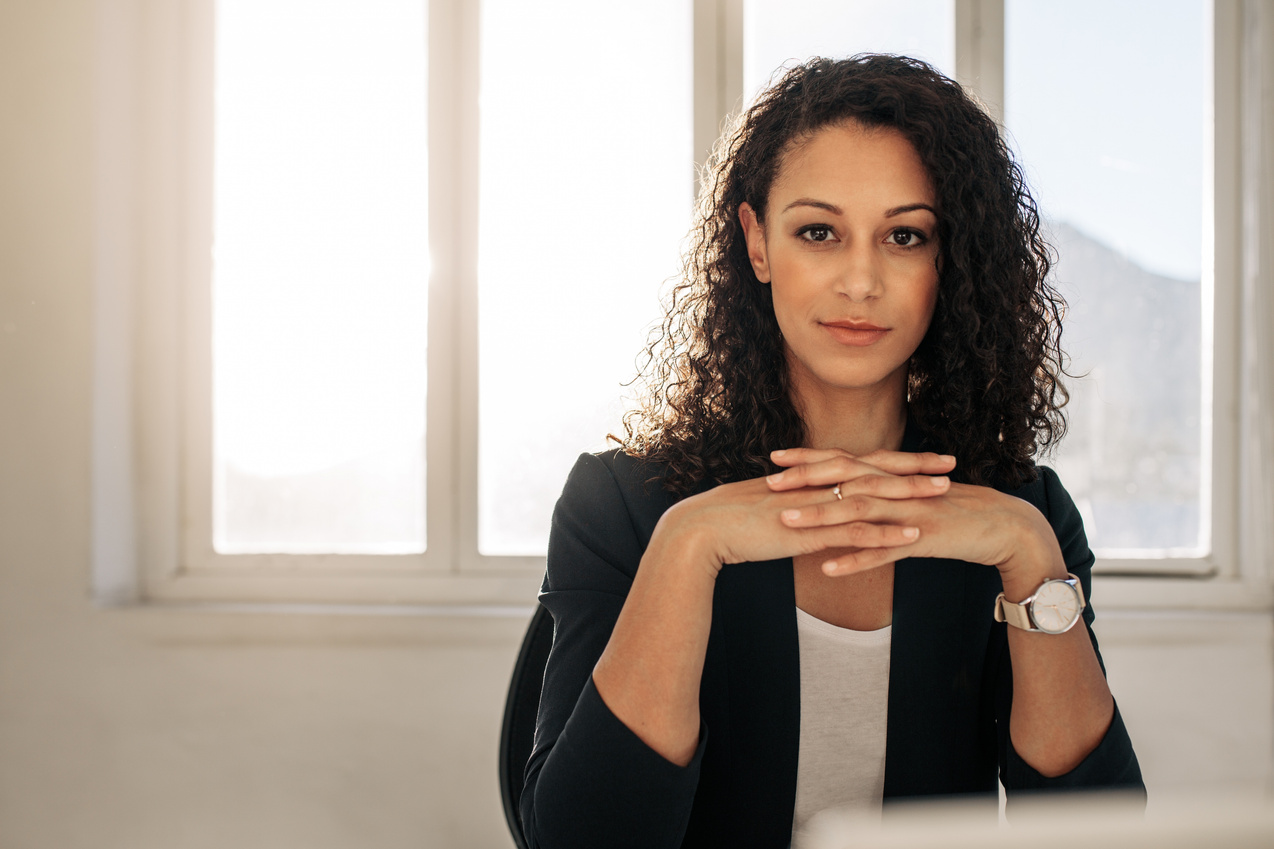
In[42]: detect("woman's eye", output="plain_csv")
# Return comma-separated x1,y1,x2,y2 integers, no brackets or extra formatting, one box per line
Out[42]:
888,228,925,247
798,225,835,243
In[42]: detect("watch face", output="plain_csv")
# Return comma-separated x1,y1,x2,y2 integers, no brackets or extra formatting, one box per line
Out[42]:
1030,580,1082,634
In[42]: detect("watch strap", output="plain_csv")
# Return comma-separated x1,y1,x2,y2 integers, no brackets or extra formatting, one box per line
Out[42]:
993,592,1036,630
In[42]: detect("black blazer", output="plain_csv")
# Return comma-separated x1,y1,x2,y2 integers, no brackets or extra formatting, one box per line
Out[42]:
521,442,1144,849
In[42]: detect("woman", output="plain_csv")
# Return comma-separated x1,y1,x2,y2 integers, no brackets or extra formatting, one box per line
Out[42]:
521,55,1144,849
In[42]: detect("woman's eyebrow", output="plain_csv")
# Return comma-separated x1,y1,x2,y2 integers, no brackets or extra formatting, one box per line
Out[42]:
885,203,937,217
781,198,842,214
780,199,937,217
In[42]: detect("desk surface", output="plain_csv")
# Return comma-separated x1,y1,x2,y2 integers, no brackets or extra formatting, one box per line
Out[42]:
799,792,1274,849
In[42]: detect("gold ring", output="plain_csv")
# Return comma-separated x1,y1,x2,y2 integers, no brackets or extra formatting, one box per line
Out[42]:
832,483,843,501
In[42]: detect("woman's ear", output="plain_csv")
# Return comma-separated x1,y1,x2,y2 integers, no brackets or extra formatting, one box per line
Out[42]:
739,203,772,284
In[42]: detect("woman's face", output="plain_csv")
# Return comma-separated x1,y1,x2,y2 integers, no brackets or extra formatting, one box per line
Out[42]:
740,121,940,405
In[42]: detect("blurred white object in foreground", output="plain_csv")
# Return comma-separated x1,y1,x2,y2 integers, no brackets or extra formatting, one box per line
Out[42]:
799,791,1273,849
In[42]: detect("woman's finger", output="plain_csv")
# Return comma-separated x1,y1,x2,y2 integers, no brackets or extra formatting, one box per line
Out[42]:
767,450,955,490
767,457,949,494
788,521,919,556
828,522,920,549
766,455,879,490
771,447,954,476
820,542,919,576
856,449,956,477
779,483,944,529
769,447,853,468
837,471,949,502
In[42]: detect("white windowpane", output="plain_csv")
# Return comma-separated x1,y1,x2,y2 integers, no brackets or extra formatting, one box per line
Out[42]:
213,0,429,554
1006,0,1210,554
744,0,955,102
478,0,693,555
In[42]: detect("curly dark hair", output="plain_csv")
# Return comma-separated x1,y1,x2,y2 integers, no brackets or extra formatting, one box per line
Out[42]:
619,54,1068,494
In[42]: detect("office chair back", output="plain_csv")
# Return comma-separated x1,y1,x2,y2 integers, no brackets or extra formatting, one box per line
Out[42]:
499,603,554,849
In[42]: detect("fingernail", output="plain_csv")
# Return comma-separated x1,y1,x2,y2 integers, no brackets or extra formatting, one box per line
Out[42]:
821,561,840,575
772,449,787,457
941,455,956,463
782,509,801,522
930,476,948,487
767,473,782,484
903,527,920,539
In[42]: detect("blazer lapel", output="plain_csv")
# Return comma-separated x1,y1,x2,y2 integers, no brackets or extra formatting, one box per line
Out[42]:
710,559,801,844
884,554,1004,802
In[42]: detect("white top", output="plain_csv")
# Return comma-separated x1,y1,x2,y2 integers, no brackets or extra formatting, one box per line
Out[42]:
791,606,892,846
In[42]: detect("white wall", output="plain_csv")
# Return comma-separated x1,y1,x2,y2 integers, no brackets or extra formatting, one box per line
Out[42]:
0,2,1269,848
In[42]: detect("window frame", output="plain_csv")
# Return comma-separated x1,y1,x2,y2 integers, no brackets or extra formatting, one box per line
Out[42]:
92,0,1274,610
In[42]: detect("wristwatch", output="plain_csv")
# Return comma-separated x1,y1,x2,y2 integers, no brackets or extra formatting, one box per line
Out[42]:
993,573,1085,634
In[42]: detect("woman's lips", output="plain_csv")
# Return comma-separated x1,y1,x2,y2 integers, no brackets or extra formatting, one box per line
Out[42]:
822,321,889,346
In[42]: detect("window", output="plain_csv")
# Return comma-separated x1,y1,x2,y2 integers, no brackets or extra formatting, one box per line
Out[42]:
1005,0,1211,564
476,0,692,557
94,0,1271,608
212,0,430,556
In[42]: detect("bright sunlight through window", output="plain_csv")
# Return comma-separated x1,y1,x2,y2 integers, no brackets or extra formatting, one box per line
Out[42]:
476,0,693,555
212,0,429,554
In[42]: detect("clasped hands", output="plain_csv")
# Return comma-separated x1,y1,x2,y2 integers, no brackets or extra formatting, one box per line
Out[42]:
661,447,1066,596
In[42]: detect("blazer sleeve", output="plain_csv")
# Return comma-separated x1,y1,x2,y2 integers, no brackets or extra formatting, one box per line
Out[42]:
996,466,1147,801
520,452,707,849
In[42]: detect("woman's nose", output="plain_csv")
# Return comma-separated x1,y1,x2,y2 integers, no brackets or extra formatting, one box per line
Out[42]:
836,239,884,302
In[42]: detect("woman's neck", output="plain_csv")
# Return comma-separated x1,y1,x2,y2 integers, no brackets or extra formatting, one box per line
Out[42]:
793,373,908,457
